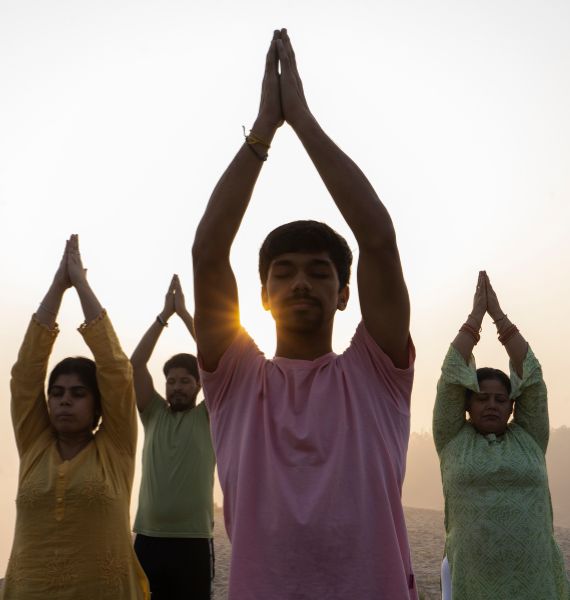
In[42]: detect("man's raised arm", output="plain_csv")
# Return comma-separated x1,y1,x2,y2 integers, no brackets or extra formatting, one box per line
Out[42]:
192,32,283,372
276,30,410,368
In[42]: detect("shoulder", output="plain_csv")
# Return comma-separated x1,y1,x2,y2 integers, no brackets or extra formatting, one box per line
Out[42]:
140,392,167,422
341,321,415,380
200,327,264,382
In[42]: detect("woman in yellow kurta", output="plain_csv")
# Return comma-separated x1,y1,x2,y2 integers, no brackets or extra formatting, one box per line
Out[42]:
2,235,149,600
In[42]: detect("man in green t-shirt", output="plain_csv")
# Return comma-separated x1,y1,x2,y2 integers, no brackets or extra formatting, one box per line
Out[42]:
131,275,216,600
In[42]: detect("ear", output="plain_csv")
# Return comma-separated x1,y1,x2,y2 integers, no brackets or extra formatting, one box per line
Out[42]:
261,286,270,311
337,285,350,311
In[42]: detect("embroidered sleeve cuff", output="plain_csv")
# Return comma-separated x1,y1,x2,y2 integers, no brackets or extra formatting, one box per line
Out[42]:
509,346,543,400
441,344,479,392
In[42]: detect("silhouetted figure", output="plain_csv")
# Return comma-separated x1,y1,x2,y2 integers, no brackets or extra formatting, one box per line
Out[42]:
193,29,417,600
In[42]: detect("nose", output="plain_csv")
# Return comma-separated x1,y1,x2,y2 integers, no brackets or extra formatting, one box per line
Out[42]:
291,272,311,292
487,395,502,409
59,391,72,405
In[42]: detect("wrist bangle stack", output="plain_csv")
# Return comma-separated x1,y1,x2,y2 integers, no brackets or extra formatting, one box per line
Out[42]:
156,315,168,328
39,303,57,316
460,323,481,344
243,126,269,161
498,324,519,345
493,313,508,325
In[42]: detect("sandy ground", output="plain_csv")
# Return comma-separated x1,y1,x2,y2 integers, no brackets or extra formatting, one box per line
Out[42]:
1,507,568,599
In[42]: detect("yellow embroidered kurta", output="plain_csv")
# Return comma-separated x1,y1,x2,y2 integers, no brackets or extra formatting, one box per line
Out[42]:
2,314,150,600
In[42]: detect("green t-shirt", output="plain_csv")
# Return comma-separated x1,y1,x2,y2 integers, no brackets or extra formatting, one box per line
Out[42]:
134,394,215,538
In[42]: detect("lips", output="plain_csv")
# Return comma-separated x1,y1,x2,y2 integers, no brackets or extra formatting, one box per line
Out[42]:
287,297,319,307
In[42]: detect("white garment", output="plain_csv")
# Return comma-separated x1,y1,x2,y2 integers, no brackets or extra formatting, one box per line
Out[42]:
441,555,452,600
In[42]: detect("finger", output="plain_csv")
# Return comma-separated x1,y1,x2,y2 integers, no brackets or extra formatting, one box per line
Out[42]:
70,234,80,254
167,276,176,294
264,40,279,84
281,29,300,77
280,29,306,99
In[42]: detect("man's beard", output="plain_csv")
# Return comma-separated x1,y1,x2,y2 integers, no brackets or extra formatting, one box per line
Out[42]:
168,391,198,411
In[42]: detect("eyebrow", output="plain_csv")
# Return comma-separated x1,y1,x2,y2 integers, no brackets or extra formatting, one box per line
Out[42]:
49,385,89,393
272,258,333,268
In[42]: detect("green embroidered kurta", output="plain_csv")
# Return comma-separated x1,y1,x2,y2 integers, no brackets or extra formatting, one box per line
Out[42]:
433,345,570,599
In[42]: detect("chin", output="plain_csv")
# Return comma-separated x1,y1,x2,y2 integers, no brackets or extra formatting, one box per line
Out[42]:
169,401,193,412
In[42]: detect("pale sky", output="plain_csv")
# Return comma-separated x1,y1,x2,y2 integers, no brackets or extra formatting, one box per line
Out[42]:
1,0,569,575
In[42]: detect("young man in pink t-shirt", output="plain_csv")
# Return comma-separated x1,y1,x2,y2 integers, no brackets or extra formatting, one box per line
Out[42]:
192,29,417,600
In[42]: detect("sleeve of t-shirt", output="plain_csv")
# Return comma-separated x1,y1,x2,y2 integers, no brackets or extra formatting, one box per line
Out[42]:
199,328,264,414
344,321,415,413
139,392,164,427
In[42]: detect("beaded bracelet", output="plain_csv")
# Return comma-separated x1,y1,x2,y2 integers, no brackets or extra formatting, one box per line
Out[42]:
498,324,519,345
460,323,481,344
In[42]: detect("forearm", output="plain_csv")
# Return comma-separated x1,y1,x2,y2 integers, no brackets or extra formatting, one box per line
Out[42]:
494,315,528,377
131,319,164,368
451,313,483,364
193,118,277,261
179,311,196,341
292,114,396,249
36,281,66,328
74,281,103,323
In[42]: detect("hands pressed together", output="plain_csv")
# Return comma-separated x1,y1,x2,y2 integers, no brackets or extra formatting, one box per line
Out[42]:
159,274,193,325
468,271,505,329
256,28,312,135
53,234,88,292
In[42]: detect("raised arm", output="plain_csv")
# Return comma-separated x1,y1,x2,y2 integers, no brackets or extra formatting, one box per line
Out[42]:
10,240,71,456
451,271,487,363
173,274,196,341
192,31,283,371
69,235,137,454
484,272,548,447
276,30,409,367
484,272,528,378
433,273,485,452
67,234,103,323
130,276,176,412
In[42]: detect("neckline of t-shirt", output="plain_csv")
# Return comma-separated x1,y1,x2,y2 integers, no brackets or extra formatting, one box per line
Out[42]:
271,351,337,368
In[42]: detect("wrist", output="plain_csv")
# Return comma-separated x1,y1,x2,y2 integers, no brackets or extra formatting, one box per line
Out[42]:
50,279,68,296
288,108,316,132
495,316,513,335
159,310,173,323
251,117,278,144
157,314,169,328
73,279,91,293
467,313,483,329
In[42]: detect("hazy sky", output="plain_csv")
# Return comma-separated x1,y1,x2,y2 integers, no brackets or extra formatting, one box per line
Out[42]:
1,0,569,575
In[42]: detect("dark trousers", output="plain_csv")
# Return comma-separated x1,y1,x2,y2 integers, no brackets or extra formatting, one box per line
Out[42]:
134,534,214,600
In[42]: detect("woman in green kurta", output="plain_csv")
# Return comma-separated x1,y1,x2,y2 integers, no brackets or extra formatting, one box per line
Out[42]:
433,271,569,600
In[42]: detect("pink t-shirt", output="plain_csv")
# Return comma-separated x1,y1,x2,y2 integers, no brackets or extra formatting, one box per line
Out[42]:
200,322,417,600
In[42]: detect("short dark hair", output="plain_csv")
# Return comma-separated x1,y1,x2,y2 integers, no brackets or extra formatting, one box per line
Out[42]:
48,357,101,429
465,367,512,406
258,220,353,290
163,353,200,382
